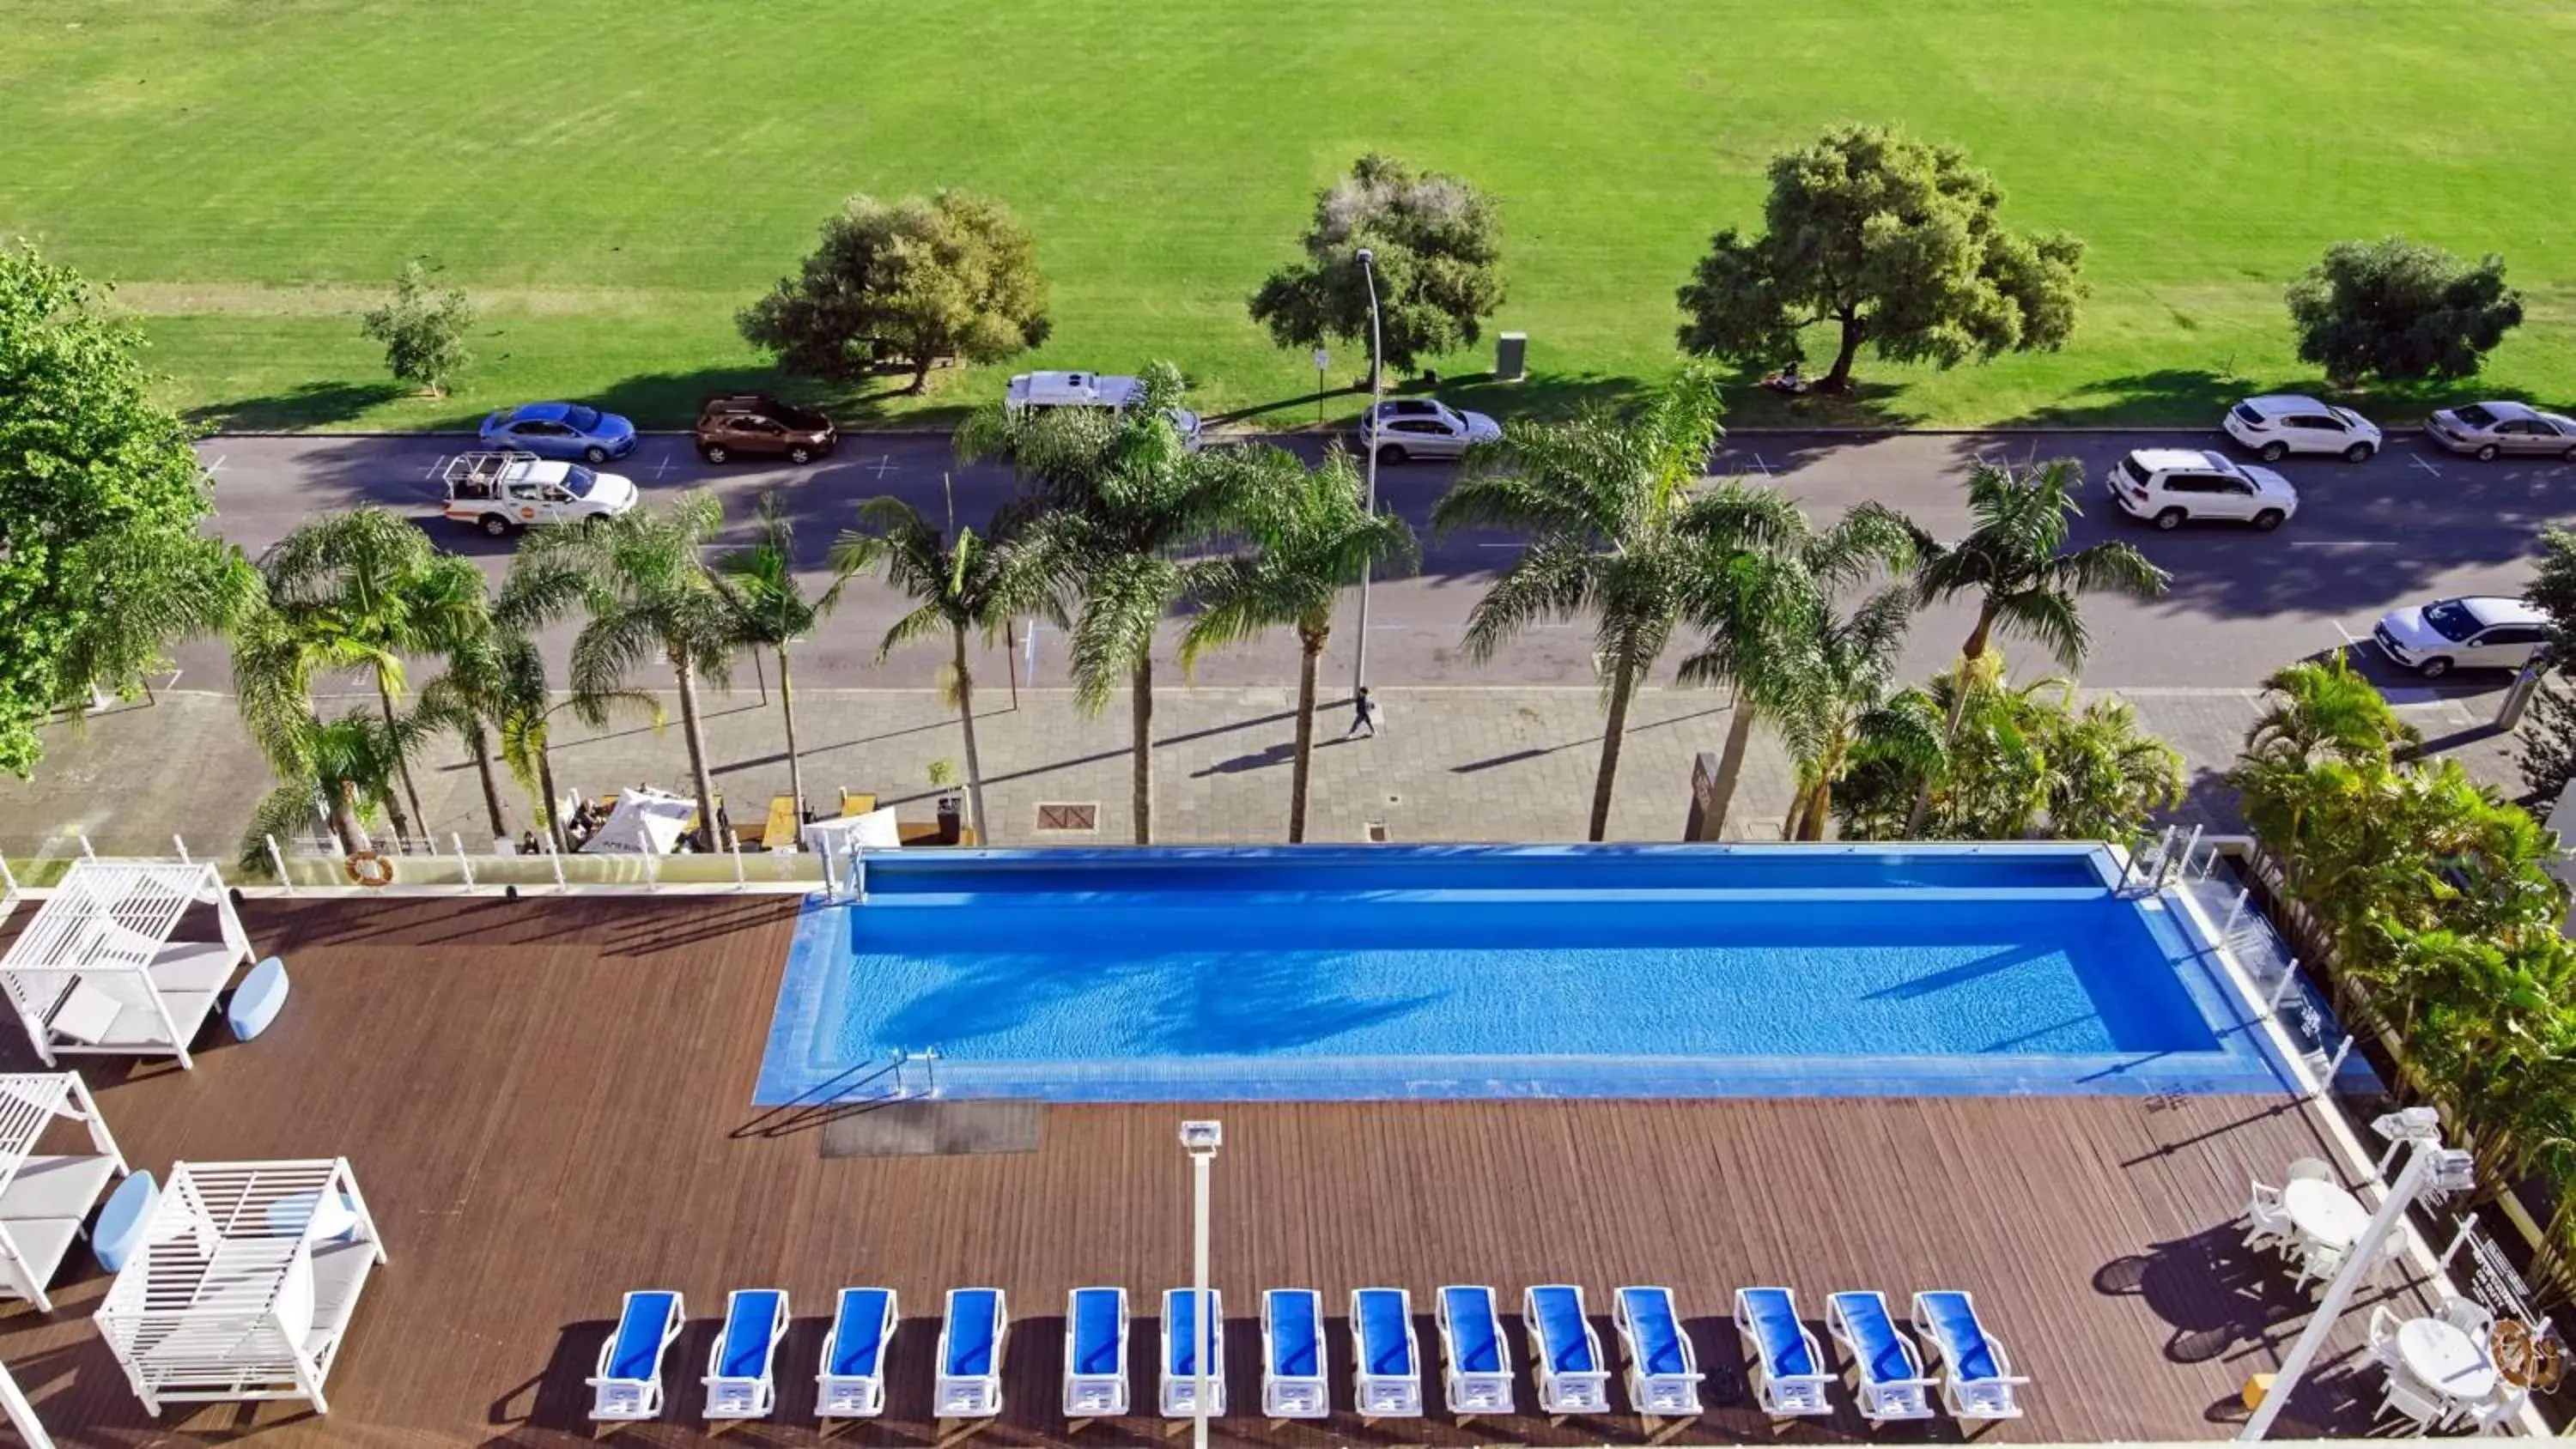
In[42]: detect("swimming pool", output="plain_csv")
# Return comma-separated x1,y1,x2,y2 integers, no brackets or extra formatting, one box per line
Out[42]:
754,844,2302,1102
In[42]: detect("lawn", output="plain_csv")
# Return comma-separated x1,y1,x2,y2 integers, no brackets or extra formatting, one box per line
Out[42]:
3,0,2572,432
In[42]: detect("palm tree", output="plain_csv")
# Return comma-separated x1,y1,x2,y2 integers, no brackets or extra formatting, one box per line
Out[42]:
2036,693,2184,841
2243,653,2418,770
711,491,848,819
959,362,1236,844
235,706,422,871
1776,590,1928,840
1674,494,1917,839
241,507,490,839
833,489,1059,844
416,631,515,843
505,493,738,850
1907,458,2168,832
1433,362,1737,841
1180,446,1416,841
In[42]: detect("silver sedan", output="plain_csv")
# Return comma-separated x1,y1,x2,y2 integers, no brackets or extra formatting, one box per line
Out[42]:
2426,400,2576,462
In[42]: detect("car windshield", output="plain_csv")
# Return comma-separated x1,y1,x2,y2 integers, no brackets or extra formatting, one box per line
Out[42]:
2421,600,2482,641
562,466,598,499
562,405,602,432
2119,456,2154,488
2455,403,2498,427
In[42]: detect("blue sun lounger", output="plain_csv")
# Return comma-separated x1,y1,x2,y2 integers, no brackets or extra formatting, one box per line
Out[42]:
1161,1287,1226,1420
1261,1288,1328,1421
937,1287,1011,1423
1437,1284,1515,1422
588,1289,684,1422
818,1287,898,1420
1351,1287,1424,1421
1064,1287,1132,1428
1827,1291,1936,1423
1735,1287,1832,1418
704,1289,790,1421
1614,1286,1704,1438
1524,1284,1610,1417
1911,1290,2029,1421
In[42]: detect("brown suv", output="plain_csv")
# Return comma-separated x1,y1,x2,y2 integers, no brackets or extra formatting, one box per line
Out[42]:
695,395,838,465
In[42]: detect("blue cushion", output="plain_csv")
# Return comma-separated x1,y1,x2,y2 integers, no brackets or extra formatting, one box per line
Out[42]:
228,955,289,1040
1442,1287,1501,1373
1743,1289,1815,1378
1167,1288,1218,1375
93,1170,158,1273
1530,1287,1595,1373
829,1288,893,1377
1918,1292,1999,1380
608,1292,680,1382
1620,1288,1687,1376
945,1288,999,1376
1266,1290,1319,1377
1071,1288,1124,1374
718,1291,785,1379
1355,1289,1412,1374
1830,1293,1912,1385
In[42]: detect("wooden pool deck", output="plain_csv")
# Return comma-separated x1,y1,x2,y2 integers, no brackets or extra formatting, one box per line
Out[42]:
0,894,2433,1445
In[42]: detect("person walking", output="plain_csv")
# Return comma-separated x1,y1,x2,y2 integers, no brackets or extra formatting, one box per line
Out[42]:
1344,686,1382,740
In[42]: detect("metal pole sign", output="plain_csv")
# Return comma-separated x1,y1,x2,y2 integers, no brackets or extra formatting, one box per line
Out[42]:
1312,348,1329,425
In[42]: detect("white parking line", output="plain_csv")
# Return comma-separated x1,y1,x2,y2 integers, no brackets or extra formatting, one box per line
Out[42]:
653,451,674,480
202,453,227,476
423,454,449,481
2410,454,2444,480
865,455,899,480
2287,540,2397,548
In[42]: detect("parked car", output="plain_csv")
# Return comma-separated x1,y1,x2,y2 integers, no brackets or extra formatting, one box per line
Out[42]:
1002,370,1203,450
1358,397,1502,464
439,452,638,537
2222,395,2382,463
2373,597,2552,678
478,402,638,464
695,395,837,464
2425,400,2576,463
2106,448,2299,531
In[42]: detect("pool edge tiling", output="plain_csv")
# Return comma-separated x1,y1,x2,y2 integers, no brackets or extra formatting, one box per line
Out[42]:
754,844,2311,1104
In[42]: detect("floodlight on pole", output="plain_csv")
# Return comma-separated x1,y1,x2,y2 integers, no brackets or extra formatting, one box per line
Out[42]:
1351,247,1384,701
1179,1119,1222,1449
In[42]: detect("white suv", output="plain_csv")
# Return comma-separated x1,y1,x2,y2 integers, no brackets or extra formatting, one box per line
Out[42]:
1003,370,1204,450
2373,597,2553,678
1359,397,1501,463
2109,449,2300,531
2223,395,2382,463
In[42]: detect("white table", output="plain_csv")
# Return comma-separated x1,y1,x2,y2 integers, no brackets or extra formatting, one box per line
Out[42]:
2281,1177,2370,1248
2396,1317,2498,1404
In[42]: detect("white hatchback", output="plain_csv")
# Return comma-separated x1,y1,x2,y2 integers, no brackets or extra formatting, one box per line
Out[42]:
2373,597,2554,678
2223,395,2383,463
1359,398,1501,463
2108,448,2300,531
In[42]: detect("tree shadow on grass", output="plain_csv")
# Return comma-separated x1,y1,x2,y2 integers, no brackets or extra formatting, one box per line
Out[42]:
585,363,975,432
185,379,410,431
1996,367,2554,429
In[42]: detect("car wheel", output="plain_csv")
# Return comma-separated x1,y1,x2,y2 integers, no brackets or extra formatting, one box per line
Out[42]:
1376,444,1407,465
2563,444,2576,464
787,446,813,464
2344,441,2376,463
2417,656,2453,679
2252,509,2285,531
2258,441,2289,463
584,446,609,464
479,514,511,538
701,444,728,464
2154,507,2187,531
2476,443,2500,462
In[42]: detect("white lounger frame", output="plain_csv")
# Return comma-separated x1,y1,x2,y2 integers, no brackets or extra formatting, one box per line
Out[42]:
936,1287,1011,1427
1160,1286,1226,1421
819,1287,899,1420
704,1288,790,1421
1350,1288,1423,1421
1523,1283,1611,1417
1911,1290,2031,1421
0,1072,127,1313
1063,1286,1131,1428
1436,1284,1515,1422
1614,1286,1704,1440
1260,1288,1328,1421
1826,1290,1936,1423
1735,1287,1833,1418
0,860,251,1070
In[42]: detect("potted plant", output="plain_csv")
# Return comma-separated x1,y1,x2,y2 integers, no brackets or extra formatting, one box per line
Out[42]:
929,759,963,845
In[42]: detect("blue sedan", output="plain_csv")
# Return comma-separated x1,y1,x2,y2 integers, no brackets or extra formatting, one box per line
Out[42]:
478,402,638,463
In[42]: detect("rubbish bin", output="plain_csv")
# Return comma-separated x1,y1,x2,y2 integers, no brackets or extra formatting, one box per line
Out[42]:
1495,331,1528,382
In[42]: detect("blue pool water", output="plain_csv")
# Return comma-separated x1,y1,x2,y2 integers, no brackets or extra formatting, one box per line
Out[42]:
755,845,2298,1102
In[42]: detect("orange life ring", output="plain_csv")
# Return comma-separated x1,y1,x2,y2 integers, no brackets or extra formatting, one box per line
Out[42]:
344,850,395,888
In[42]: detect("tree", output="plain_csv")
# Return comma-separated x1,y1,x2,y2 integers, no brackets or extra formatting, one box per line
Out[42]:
505,494,738,851
2524,525,2576,658
1675,124,2086,391
475,595,666,853
417,631,517,843
1179,446,1417,841
234,507,490,842
740,191,1051,393
832,489,1059,844
1674,499,1918,839
1247,153,1504,384
1433,364,1742,841
958,363,1235,844
359,262,474,397
1908,457,2166,831
2287,237,2523,388
2032,692,2184,841
0,242,252,777
712,492,847,819
236,706,424,872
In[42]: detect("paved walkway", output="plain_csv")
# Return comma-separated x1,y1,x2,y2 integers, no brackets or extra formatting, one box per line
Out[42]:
0,681,2521,864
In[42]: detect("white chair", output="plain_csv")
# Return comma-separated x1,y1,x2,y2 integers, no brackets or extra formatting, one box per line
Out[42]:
818,1287,898,1421
1523,1284,1610,1417
1350,1287,1423,1421
936,1287,1010,1422
1735,1287,1832,1418
589,1290,684,1422
2442,1295,2496,1341
1613,1286,1703,1434
2464,1381,2529,1435
1909,1290,2030,1422
1826,1290,1936,1423
2366,1305,2406,1370
1062,1286,1130,1428
2378,1369,2447,1435
1436,1284,1514,1421
2291,1240,2346,1294
2369,1230,2414,1288
2286,1156,2337,1185
2240,1179,2294,1254
704,1288,790,1421
1260,1288,1328,1422
1160,1287,1225,1422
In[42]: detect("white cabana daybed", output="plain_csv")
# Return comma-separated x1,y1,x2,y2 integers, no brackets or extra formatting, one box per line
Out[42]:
96,1158,385,1416
581,788,696,855
0,1073,128,1313
0,861,251,1070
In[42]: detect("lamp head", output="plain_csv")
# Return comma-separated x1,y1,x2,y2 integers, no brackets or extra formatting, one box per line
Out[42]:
2372,1105,2444,1143
1179,1119,1223,1153
1355,246,1375,268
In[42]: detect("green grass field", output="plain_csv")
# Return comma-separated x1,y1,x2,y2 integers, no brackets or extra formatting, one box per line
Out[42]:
3,0,2572,431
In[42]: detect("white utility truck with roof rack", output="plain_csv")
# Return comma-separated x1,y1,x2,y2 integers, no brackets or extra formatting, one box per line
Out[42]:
440,451,639,537
1003,370,1204,450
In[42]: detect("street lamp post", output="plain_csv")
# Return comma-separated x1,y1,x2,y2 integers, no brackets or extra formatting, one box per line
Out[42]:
2240,1112,2476,1440
1179,1119,1223,1449
1350,247,1384,702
